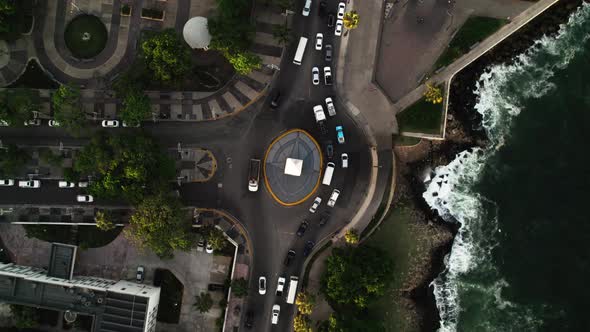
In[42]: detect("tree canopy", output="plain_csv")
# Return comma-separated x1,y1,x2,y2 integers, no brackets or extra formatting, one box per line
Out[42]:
0,144,30,177
295,292,315,315
202,225,227,251
125,194,192,259
231,278,249,297
52,84,86,135
194,292,214,313
141,29,192,82
120,89,151,125
293,314,313,332
321,246,393,309
73,132,175,203
0,88,38,126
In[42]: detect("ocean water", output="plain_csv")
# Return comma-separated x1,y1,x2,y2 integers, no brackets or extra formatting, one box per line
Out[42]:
423,3,590,332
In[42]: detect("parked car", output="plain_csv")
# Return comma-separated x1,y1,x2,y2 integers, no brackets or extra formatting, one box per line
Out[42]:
244,310,255,329
315,33,323,50
325,97,336,116
58,181,75,188
335,19,343,36
336,125,345,144
48,120,60,127
337,2,346,19
309,196,322,213
136,266,145,283
327,14,335,27
276,277,286,296
323,66,332,85
270,90,281,109
303,241,315,257
197,237,205,252
101,119,119,128
122,120,140,127
327,189,341,207
24,119,41,126
0,179,14,186
18,180,40,188
312,67,320,85
325,44,333,61
296,220,309,237
206,242,214,254
284,249,296,266
271,304,281,325
326,143,334,159
341,153,349,168
259,276,267,295
78,181,89,188
319,211,331,226
302,0,312,16
76,195,94,203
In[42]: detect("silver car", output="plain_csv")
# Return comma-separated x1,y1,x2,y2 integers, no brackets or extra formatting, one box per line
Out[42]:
309,196,322,213
312,67,320,85
325,44,332,61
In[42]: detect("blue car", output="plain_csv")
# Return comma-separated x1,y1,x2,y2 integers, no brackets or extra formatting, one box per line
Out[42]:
336,126,345,144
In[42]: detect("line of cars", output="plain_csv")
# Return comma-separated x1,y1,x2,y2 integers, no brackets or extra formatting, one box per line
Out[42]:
0,119,139,128
0,179,94,202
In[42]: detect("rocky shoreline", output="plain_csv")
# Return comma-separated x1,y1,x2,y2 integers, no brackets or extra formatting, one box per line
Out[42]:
394,0,586,331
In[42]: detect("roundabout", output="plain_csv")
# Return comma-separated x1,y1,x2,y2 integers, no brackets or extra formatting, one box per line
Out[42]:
64,14,108,59
264,129,323,206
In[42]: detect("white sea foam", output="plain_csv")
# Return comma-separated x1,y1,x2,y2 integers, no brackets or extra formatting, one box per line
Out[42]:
427,3,590,331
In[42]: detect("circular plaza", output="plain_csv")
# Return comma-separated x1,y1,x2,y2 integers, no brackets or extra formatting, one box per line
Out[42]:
264,129,323,206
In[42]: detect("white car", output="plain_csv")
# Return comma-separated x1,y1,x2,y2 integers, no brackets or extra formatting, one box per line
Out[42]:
24,119,41,126
48,120,60,127
337,2,346,19
258,276,267,295
325,97,336,116
302,0,311,16
18,180,40,188
335,19,343,36
122,120,140,127
78,181,89,188
276,277,286,296
58,181,75,188
315,33,323,50
271,304,280,325
323,66,332,85
76,195,94,203
206,242,214,254
312,67,320,85
327,189,340,207
341,153,349,168
0,179,14,186
101,119,119,128
309,196,322,213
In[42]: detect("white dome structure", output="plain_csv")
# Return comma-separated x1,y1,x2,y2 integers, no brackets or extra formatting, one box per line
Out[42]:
183,16,211,50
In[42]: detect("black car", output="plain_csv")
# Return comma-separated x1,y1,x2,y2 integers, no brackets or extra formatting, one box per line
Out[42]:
326,143,334,159
319,0,327,16
328,14,335,28
303,241,315,257
244,310,254,329
319,211,330,226
284,249,296,266
296,220,309,237
270,91,281,109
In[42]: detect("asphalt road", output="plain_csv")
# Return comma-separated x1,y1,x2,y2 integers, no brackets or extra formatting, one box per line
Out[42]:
0,1,371,330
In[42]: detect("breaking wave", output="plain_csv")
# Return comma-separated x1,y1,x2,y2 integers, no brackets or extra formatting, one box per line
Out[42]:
424,3,590,331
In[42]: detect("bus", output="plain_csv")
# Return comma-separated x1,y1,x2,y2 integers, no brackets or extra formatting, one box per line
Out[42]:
293,37,308,65
286,276,299,304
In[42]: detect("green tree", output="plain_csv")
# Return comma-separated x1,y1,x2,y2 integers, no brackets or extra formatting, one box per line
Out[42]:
120,89,151,125
343,11,359,30
74,132,175,203
194,292,214,313
231,278,248,297
275,0,294,11
125,193,192,259
424,83,443,104
272,24,292,45
321,246,393,308
10,305,38,329
344,228,359,244
202,225,227,251
38,148,63,167
0,0,16,33
95,210,116,231
0,88,39,126
0,144,30,177
295,292,315,315
293,314,312,332
52,84,86,135
141,29,192,82
222,50,261,75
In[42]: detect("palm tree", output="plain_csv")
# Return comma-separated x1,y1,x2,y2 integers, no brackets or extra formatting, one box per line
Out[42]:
343,11,359,30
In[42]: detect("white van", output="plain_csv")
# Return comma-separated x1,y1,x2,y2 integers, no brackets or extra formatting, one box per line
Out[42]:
322,162,335,186
293,37,308,65
327,189,340,207
302,0,312,16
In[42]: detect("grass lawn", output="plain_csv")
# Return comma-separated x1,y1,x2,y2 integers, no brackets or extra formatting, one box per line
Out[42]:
434,16,508,69
64,15,108,59
397,97,444,135
154,269,184,323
